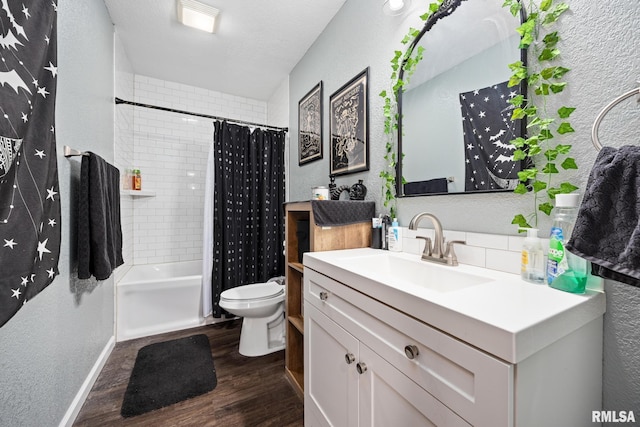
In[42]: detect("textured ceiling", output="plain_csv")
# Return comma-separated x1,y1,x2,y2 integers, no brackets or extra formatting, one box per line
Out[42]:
104,0,347,101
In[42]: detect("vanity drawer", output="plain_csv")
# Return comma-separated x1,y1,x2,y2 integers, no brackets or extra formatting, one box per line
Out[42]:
305,268,514,427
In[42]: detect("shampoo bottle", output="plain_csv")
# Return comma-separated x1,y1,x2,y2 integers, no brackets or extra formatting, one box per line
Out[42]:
388,218,403,252
520,228,545,284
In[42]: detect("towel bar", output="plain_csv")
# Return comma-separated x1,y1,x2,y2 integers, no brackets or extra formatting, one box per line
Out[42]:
63,146,89,157
591,86,640,151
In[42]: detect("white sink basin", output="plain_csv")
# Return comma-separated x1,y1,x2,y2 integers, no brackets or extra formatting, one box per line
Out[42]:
331,251,493,293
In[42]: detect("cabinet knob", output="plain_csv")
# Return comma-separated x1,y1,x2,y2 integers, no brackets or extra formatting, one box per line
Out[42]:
345,353,355,364
404,345,420,360
356,362,367,374
319,291,328,301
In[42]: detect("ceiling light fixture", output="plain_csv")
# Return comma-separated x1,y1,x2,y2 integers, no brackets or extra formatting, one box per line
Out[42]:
382,0,411,16
177,0,220,33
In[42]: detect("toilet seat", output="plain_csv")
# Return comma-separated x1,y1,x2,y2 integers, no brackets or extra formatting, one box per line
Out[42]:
220,282,284,302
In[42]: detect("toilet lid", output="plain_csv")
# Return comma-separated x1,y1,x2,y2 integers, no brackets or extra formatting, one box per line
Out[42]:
221,282,284,301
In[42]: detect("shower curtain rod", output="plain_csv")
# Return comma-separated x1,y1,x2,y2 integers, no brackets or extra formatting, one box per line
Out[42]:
114,98,288,132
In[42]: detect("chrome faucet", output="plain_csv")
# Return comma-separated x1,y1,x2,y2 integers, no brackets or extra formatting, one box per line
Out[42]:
408,212,466,266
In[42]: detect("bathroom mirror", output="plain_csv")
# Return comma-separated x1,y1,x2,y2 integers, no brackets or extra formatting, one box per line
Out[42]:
397,0,527,197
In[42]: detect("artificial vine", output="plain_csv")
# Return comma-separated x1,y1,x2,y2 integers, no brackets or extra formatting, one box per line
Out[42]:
380,0,579,228
379,0,445,218
504,0,579,229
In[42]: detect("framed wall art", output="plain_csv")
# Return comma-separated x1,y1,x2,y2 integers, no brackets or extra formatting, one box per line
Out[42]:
329,68,369,176
298,81,323,165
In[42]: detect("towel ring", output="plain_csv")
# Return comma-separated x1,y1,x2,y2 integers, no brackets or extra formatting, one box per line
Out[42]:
591,87,640,151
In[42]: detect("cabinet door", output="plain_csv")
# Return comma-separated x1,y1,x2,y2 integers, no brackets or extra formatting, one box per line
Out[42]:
305,303,359,427
358,343,471,427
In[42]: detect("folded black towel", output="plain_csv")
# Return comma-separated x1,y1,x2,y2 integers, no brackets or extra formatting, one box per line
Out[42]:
404,178,449,195
566,145,640,287
311,200,375,226
77,153,124,280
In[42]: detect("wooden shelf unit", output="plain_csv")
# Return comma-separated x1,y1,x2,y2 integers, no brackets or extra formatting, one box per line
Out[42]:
284,201,372,397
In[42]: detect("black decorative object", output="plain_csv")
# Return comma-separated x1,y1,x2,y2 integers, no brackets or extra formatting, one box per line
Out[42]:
349,180,367,200
332,185,350,200
330,68,370,176
298,81,323,165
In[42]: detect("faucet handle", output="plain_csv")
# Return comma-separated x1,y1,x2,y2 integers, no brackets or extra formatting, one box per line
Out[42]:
416,236,432,256
444,240,466,266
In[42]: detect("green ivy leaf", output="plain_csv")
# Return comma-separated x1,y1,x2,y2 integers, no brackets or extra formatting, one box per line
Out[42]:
557,122,575,134
550,82,567,93
556,144,572,154
523,105,538,116
514,183,529,194
510,137,526,148
538,48,560,61
529,145,543,156
512,108,526,120
543,3,569,25
552,66,570,78
533,180,547,193
540,0,553,12
508,94,525,107
561,157,578,169
518,168,538,182
538,202,554,215
542,163,559,174
559,182,579,193
513,149,527,161
512,214,531,228
535,83,550,95
543,31,560,48
557,106,576,118
545,148,558,161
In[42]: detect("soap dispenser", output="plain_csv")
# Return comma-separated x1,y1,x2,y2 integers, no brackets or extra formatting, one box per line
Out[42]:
520,228,545,284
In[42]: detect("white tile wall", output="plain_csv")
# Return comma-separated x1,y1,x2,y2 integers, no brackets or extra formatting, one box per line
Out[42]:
114,34,134,282
123,75,268,265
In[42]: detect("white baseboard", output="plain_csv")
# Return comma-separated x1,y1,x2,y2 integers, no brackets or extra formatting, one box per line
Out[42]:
59,336,116,427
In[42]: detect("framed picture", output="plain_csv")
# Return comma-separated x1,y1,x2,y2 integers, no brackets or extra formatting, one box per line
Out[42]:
329,68,369,176
298,81,323,165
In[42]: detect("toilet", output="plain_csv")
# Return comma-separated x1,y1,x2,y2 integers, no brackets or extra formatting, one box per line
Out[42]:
219,279,286,357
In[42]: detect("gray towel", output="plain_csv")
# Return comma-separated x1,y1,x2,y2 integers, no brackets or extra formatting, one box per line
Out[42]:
311,200,375,226
565,145,640,287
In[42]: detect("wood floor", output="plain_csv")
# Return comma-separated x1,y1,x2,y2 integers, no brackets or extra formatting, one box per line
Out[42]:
74,320,304,427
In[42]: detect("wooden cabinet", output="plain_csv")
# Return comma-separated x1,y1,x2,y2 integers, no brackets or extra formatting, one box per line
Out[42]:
284,201,371,396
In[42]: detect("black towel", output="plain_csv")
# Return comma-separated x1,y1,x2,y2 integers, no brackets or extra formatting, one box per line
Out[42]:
311,200,375,226
566,145,640,287
404,178,449,195
77,153,124,280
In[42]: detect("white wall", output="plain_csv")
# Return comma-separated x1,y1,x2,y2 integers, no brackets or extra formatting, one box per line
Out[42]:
0,1,116,425
288,0,640,413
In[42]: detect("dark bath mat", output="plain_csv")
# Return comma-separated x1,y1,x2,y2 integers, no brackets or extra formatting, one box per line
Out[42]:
121,334,217,418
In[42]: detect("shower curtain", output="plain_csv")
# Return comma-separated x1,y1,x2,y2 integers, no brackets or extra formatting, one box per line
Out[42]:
207,120,286,318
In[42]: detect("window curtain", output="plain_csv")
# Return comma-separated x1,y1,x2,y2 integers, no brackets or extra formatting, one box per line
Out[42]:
212,121,285,317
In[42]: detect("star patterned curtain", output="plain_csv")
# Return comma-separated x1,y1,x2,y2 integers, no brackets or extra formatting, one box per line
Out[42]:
459,81,523,192
212,121,285,318
0,0,60,327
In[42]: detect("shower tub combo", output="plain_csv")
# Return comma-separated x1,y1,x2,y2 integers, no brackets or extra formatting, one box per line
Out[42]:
116,260,206,341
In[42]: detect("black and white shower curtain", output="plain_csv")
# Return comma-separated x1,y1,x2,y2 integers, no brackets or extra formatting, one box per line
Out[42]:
0,1,60,327
211,121,285,317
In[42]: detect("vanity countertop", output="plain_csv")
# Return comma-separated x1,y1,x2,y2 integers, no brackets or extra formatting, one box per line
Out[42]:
303,248,606,364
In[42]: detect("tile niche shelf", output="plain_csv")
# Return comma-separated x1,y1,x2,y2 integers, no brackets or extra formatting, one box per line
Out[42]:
284,200,372,398
124,189,156,197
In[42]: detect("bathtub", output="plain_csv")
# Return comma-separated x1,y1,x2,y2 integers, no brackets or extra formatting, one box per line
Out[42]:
116,260,206,341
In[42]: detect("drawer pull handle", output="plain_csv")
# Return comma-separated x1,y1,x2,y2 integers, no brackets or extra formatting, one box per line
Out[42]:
319,291,328,301
356,362,367,374
404,345,420,360
345,353,355,364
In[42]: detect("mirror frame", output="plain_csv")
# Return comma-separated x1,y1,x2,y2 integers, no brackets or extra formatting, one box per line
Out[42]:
396,0,528,197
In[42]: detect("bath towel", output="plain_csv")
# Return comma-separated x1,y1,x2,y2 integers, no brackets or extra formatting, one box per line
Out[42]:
311,200,375,227
404,178,449,195
565,145,640,287
77,153,124,280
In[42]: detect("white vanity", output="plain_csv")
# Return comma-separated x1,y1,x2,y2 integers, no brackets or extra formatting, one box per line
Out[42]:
303,248,606,427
